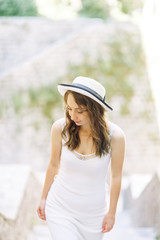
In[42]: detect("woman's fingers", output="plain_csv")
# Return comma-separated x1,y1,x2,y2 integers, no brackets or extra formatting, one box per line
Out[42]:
102,212,115,233
37,206,46,220
102,224,112,233
41,208,46,220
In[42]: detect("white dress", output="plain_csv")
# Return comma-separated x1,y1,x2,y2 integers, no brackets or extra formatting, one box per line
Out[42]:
45,118,114,240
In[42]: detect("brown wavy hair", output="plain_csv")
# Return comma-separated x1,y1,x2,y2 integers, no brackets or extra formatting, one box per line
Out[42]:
62,90,111,157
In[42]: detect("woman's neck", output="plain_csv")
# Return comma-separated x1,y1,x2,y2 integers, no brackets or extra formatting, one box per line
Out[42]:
79,126,92,137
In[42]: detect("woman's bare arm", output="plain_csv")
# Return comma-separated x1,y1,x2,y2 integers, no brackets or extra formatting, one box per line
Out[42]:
102,125,125,232
37,119,62,220
108,126,125,215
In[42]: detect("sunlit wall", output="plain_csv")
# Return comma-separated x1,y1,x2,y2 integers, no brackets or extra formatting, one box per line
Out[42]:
140,0,160,132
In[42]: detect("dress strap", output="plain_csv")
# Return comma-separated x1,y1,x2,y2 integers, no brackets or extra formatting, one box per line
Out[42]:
59,117,66,130
109,121,115,138
59,118,68,144
108,121,116,154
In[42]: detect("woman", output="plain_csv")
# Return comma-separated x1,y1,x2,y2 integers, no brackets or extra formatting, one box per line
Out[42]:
37,76,125,240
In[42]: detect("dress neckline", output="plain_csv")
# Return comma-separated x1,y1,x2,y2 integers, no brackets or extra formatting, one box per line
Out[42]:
73,150,96,160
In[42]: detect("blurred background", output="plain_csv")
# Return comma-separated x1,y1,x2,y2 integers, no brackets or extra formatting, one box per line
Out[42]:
0,0,160,239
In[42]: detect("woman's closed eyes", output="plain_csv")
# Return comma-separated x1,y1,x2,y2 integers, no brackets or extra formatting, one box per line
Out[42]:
66,106,88,114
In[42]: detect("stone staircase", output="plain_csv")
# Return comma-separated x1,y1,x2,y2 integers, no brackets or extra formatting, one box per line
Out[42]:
27,173,158,240
130,172,160,234
0,164,42,240
0,165,159,240
1,17,160,240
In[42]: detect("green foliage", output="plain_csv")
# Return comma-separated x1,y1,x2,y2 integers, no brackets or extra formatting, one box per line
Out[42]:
120,102,131,115
3,28,145,122
12,81,61,123
65,30,145,115
148,131,160,143
27,84,61,121
155,234,160,240
0,0,38,16
117,0,142,15
103,32,145,106
12,93,24,113
78,0,109,20
138,110,151,122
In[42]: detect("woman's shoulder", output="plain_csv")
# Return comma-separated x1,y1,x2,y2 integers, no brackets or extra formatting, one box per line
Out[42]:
51,117,66,133
108,120,125,140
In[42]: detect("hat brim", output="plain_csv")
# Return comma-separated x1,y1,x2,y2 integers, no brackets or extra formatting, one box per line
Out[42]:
57,84,113,111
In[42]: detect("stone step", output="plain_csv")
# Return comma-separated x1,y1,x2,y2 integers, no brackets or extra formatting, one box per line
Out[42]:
29,173,158,240
122,174,152,210
28,225,52,240
0,164,42,240
130,171,160,236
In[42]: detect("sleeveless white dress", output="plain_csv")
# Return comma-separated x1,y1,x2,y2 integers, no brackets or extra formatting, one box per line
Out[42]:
45,118,115,240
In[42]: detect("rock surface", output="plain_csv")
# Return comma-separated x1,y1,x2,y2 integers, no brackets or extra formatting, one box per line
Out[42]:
0,164,42,240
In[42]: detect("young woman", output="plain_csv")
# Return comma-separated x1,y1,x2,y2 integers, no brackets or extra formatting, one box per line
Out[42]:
37,76,125,240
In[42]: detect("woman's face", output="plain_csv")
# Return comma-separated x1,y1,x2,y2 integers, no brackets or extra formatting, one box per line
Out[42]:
66,93,90,126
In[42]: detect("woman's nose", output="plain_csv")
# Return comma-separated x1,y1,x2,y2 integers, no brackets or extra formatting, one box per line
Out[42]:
70,111,77,120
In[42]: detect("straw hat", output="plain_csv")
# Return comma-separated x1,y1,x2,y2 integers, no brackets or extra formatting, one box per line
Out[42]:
57,76,113,111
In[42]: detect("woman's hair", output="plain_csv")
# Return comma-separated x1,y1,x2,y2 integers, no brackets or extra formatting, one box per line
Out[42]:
62,90,111,157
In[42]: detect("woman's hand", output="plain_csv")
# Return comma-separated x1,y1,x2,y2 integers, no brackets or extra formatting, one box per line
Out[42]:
37,199,46,221
102,212,115,233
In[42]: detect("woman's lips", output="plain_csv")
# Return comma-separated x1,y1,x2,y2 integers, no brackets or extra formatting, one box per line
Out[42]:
75,121,80,124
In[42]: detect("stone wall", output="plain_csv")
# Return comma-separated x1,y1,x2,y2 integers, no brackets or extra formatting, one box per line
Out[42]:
0,17,160,174
1,17,160,240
